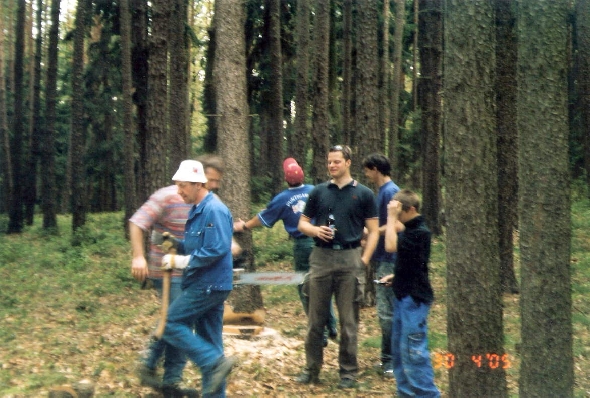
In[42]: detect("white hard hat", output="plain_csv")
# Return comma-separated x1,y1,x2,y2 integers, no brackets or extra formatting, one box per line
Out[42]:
172,160,208,183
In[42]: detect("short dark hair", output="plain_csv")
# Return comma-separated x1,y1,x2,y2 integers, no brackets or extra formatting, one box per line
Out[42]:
329,145,352,161
362,153,391,176
393,189,421,212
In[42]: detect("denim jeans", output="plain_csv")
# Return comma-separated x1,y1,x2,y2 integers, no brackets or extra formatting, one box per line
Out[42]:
163,287,230,398
374,261,395,367
294,237,338,332
145,277,187,385
391,296,440,397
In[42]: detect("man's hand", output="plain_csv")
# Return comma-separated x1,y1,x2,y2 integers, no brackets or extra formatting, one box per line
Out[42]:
161,232,180,253
387,199,402,218
162,254,190,270
379,274,394,287
316,225,335,242
131,255,149,282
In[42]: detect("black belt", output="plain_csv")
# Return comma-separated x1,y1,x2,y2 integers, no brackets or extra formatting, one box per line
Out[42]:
316,241,361,251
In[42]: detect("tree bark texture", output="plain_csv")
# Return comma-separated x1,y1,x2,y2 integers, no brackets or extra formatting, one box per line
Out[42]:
7,0,26,234
517,1,574,396
354,0,380,176
0,0,13,215
146,0,170,194
131,0,149,202
418,0,442,236
214,0,262,313
293,0,310,165
576,0,590,192
389,0,404,177
70,0,88,235
168,0,190,174
495,0,519,293
268,0,284,194
310,0,330,183
42,0,59,229
342,0,353,146
444,0,507,396
120,0,137,232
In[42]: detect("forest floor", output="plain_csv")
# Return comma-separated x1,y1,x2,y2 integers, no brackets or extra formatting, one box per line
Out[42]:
0,205,589,397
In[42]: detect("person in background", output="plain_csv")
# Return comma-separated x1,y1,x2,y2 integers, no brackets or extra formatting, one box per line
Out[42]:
380,189,440,398
233,158,338,346
362,153,400,378
160,160,237,398
296,145,380,389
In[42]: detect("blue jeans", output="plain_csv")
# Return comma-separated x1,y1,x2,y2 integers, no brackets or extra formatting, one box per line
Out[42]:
145,277,187,385
374,261,395,367
391,296,440,397
162,287,230,398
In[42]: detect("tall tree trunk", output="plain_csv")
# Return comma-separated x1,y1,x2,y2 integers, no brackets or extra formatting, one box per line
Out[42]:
203,22,217,153
389,0,405,180
120,0,136,234
380,0,390,146
517,1,574,395
310,0,330,183
268,0,284,194
131,0,149,202
0,0,12,214
577,0,590,192
41,0,59,230
7,0,26,234
146,0,171,193
168,0,190,173
215,0,263,313
71,0,88,236
355,0,380,174
23,0,37,226
293,0,310,164
418,0,442,236
444,0,507,396
342,0,353,146
495,0,519,293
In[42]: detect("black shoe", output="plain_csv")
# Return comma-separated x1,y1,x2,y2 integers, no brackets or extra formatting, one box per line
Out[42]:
337,378,356,389
322,334,328,347
328,326,338,340
296,371,320,384
137,364,162,390
161,383,199,398
204,355,238,395
382,368,394,378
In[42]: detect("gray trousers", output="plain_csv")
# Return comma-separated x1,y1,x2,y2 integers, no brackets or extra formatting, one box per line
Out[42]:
304,246,364,379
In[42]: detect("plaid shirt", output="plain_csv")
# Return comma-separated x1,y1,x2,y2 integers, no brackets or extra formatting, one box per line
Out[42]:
129,185,191,279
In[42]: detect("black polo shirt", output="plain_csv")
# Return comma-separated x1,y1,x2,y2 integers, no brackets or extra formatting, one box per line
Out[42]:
302,179,378,247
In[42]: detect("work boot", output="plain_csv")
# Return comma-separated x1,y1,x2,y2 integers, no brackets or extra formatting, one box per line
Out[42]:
295,370,320,384
137,364,162,390
203,355,238,395
161,382,199,398
328,325,338,340
337,378,356,389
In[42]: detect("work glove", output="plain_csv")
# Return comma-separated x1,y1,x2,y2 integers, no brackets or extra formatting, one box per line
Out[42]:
161,232,180,253
162,254,190,270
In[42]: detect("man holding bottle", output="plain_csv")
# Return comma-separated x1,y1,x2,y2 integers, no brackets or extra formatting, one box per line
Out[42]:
296,145,380,389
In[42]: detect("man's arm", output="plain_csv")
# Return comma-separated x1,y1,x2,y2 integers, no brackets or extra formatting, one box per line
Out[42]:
129,222,149,282
385,200,402,253
234,215,263,232
361,218,379,265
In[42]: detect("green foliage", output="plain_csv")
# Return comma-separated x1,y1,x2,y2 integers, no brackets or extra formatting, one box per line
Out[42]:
249,175,274,204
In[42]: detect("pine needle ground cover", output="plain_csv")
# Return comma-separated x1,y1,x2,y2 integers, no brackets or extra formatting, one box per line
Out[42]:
0,204,588,397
